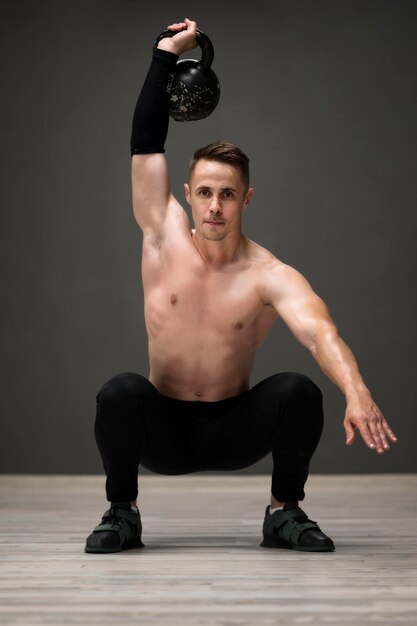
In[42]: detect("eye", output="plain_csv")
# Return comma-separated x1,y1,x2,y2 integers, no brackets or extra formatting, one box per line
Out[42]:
198,189,210,197
222,191,234,199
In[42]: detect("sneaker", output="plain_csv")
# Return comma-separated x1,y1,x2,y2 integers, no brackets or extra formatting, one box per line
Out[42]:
85,502,145,553
260,501,335,552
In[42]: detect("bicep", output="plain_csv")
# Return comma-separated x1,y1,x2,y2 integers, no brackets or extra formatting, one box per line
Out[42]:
264,264,336,349
131,153,175,232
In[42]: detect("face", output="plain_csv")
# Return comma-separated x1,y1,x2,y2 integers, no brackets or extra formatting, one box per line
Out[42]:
184,159,254,241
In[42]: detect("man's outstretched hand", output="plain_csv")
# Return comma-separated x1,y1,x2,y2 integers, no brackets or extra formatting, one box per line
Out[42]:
157,18,198,56
344,392,397,454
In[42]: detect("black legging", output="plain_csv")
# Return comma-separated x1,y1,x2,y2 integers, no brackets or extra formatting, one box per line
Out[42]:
94,372,324,504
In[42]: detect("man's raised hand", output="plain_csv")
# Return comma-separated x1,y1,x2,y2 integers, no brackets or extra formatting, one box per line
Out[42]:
157,18,198,56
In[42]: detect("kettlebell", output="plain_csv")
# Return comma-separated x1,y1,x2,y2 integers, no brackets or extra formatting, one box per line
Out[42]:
154,29,220,122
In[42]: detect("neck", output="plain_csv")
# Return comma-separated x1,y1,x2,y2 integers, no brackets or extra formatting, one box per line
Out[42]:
191,230,245,266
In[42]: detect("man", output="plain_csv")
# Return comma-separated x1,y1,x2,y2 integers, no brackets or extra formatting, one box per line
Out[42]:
85,19,397,554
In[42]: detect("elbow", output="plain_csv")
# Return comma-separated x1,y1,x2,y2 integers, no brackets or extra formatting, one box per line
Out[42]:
310,323,339,356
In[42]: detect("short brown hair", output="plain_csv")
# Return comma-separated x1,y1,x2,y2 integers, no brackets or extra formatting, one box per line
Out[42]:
188,141,250,190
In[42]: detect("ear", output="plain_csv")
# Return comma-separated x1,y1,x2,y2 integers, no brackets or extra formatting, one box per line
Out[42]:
184,183,191,206
243,187,254,209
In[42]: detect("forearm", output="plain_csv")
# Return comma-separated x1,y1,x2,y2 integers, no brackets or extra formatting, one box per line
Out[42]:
130,20,197,155
130,48,178,155
310,326,370,402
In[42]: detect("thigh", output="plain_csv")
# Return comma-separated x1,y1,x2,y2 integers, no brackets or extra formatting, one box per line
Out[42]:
96,373,204,475
203,372,319,470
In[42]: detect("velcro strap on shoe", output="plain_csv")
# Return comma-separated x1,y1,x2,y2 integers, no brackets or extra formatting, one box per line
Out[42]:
108,508,135,521
274,509,321,544
93,507,136,534
93,522,120,533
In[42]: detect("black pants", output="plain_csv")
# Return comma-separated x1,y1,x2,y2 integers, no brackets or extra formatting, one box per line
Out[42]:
94,372,324,504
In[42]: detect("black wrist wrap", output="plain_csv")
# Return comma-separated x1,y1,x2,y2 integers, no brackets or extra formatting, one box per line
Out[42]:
130,48,179,156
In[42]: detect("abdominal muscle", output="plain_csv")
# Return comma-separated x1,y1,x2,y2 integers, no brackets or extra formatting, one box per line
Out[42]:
148,331,256,401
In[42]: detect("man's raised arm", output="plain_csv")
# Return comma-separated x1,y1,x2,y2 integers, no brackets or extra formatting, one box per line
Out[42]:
130,19,197,234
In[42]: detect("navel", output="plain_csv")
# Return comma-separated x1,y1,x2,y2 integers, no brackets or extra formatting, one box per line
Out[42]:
195,391,202,398
170,294,178,305
234,322,244,330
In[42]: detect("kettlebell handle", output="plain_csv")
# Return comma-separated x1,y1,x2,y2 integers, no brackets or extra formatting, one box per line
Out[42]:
153,29,214,70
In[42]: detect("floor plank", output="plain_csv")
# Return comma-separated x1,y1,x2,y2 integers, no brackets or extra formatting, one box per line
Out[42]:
0,474,416,626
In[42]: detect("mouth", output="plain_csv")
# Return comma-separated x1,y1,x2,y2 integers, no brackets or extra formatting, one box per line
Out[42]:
205,221,224,226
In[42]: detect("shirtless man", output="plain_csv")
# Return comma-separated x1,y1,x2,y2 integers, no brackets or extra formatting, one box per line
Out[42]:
85,18,397,554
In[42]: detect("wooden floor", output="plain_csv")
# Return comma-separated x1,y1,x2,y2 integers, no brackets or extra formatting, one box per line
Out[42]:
0,474,416,626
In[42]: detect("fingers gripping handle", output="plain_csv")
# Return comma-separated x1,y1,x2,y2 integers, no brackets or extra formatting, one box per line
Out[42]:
154,29,214,69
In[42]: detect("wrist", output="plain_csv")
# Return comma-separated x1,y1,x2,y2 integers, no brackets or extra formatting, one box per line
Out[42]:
345,382,371,405
153,47,179,66
157,39,181,55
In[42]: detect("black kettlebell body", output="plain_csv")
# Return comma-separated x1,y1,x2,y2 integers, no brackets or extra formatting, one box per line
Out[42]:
154,29,220,122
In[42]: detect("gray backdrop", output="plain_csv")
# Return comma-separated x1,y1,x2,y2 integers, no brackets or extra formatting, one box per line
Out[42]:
1,0,416,475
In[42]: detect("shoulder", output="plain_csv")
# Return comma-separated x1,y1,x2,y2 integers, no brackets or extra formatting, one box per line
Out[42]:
244,237,281,266
243,238,292,303
245,237,298,277
246,243,312,305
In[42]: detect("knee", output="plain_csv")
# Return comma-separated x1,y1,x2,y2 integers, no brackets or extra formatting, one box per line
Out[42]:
271,373,324,433
282,372,323,403
268,372,323,408
96,372,152,409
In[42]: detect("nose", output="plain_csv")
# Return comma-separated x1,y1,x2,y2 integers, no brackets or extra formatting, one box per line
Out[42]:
209,195,222,214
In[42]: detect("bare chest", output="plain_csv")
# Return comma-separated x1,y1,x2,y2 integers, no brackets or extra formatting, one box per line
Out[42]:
142,247,277,343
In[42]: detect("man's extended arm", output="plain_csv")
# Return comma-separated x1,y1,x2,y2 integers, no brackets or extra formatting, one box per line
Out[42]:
261,262,397,454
